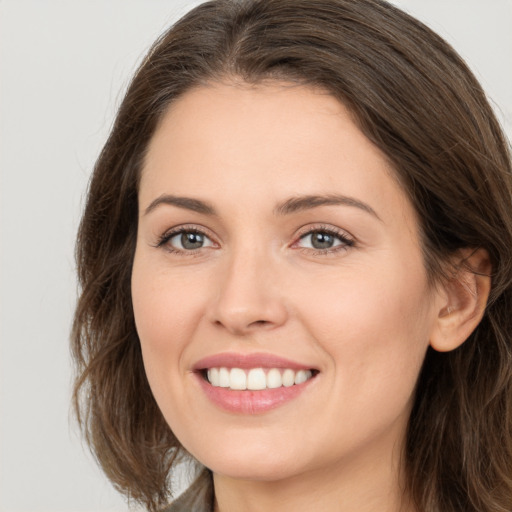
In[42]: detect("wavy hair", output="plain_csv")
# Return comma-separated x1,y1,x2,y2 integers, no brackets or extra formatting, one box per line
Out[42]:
72,0,512,510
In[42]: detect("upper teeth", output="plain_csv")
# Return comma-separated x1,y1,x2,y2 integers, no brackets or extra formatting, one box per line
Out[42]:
206,367,313,390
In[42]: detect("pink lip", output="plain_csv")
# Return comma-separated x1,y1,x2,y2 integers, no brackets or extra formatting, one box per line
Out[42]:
192,352,318,414
194,374,316,414
192,352,315,371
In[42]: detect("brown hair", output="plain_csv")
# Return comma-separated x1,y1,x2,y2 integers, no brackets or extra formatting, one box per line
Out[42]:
72,0,512,510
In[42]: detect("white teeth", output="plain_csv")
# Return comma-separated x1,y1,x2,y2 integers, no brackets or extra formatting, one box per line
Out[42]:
229,368,247,390
295,369,312,385
282,369,295,387
206,367,314,390
266,368,282,389
218,367,230,387
207,368,219,386
247,368,266,390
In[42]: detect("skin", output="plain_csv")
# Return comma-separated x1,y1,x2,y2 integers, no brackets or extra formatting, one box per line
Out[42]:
131,82,487,512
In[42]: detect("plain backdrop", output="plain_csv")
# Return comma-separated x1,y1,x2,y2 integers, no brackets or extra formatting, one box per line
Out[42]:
0,1,510,511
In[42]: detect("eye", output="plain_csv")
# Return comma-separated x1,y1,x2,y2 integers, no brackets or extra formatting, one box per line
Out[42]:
296,228,354,252
158,228,215,252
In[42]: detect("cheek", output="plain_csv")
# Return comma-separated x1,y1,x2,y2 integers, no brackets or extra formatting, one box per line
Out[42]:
131,256,205,389
296,257,434,399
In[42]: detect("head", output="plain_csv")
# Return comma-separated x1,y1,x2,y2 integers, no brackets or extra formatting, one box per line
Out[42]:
72,1,512,511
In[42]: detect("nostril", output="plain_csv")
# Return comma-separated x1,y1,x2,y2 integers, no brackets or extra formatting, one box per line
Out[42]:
247,319,273,330
210,299,288,334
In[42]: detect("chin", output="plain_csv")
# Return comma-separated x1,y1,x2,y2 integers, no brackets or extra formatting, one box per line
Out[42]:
208,458,302,482
189,440,308,482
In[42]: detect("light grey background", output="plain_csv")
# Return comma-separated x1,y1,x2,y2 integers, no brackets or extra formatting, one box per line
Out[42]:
0,1,510,511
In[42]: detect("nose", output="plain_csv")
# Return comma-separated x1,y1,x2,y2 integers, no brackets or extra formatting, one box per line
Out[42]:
207,247,288,336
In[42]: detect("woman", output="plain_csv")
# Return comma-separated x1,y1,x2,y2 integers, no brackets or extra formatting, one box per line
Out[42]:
71,0,512,511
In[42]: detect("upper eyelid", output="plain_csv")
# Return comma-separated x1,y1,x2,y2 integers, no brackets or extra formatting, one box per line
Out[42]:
156,225,217,249
290,225,356,254
161,224,214,239
155,223,355,247
294,224,354,241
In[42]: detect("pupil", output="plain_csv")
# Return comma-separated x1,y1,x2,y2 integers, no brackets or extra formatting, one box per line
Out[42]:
181,232,204,250
311,232,334,249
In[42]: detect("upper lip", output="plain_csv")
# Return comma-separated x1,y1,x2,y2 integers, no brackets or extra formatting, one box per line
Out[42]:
192,352,317,371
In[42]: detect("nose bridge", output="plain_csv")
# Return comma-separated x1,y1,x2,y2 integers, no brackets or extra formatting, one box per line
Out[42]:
209,237,287,334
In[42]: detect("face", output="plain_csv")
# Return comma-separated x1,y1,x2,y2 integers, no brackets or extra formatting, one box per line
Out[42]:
132,82,444,483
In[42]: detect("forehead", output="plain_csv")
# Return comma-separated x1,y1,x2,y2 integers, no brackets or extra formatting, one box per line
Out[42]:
140,82,412,225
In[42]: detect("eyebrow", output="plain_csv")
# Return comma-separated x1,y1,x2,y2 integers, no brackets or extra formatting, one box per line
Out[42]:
143,193,381,221
144,194,216,216
274,194,381,221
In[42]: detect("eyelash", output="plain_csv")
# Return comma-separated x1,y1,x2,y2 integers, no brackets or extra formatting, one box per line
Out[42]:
155,225,214,256
294,224,355,256
155,224,355,256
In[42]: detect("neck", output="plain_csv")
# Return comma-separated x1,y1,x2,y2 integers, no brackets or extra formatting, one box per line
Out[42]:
212,436,416,512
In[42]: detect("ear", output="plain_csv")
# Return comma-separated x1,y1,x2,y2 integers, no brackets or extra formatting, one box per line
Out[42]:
430,248,492,352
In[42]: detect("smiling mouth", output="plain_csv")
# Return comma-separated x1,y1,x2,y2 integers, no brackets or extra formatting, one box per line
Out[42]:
201,367,318,391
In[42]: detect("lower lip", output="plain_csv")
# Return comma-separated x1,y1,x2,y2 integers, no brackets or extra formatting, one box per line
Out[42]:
195,373,316,414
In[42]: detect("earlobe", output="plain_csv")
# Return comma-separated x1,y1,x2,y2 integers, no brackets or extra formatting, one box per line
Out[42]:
430,248,492,353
